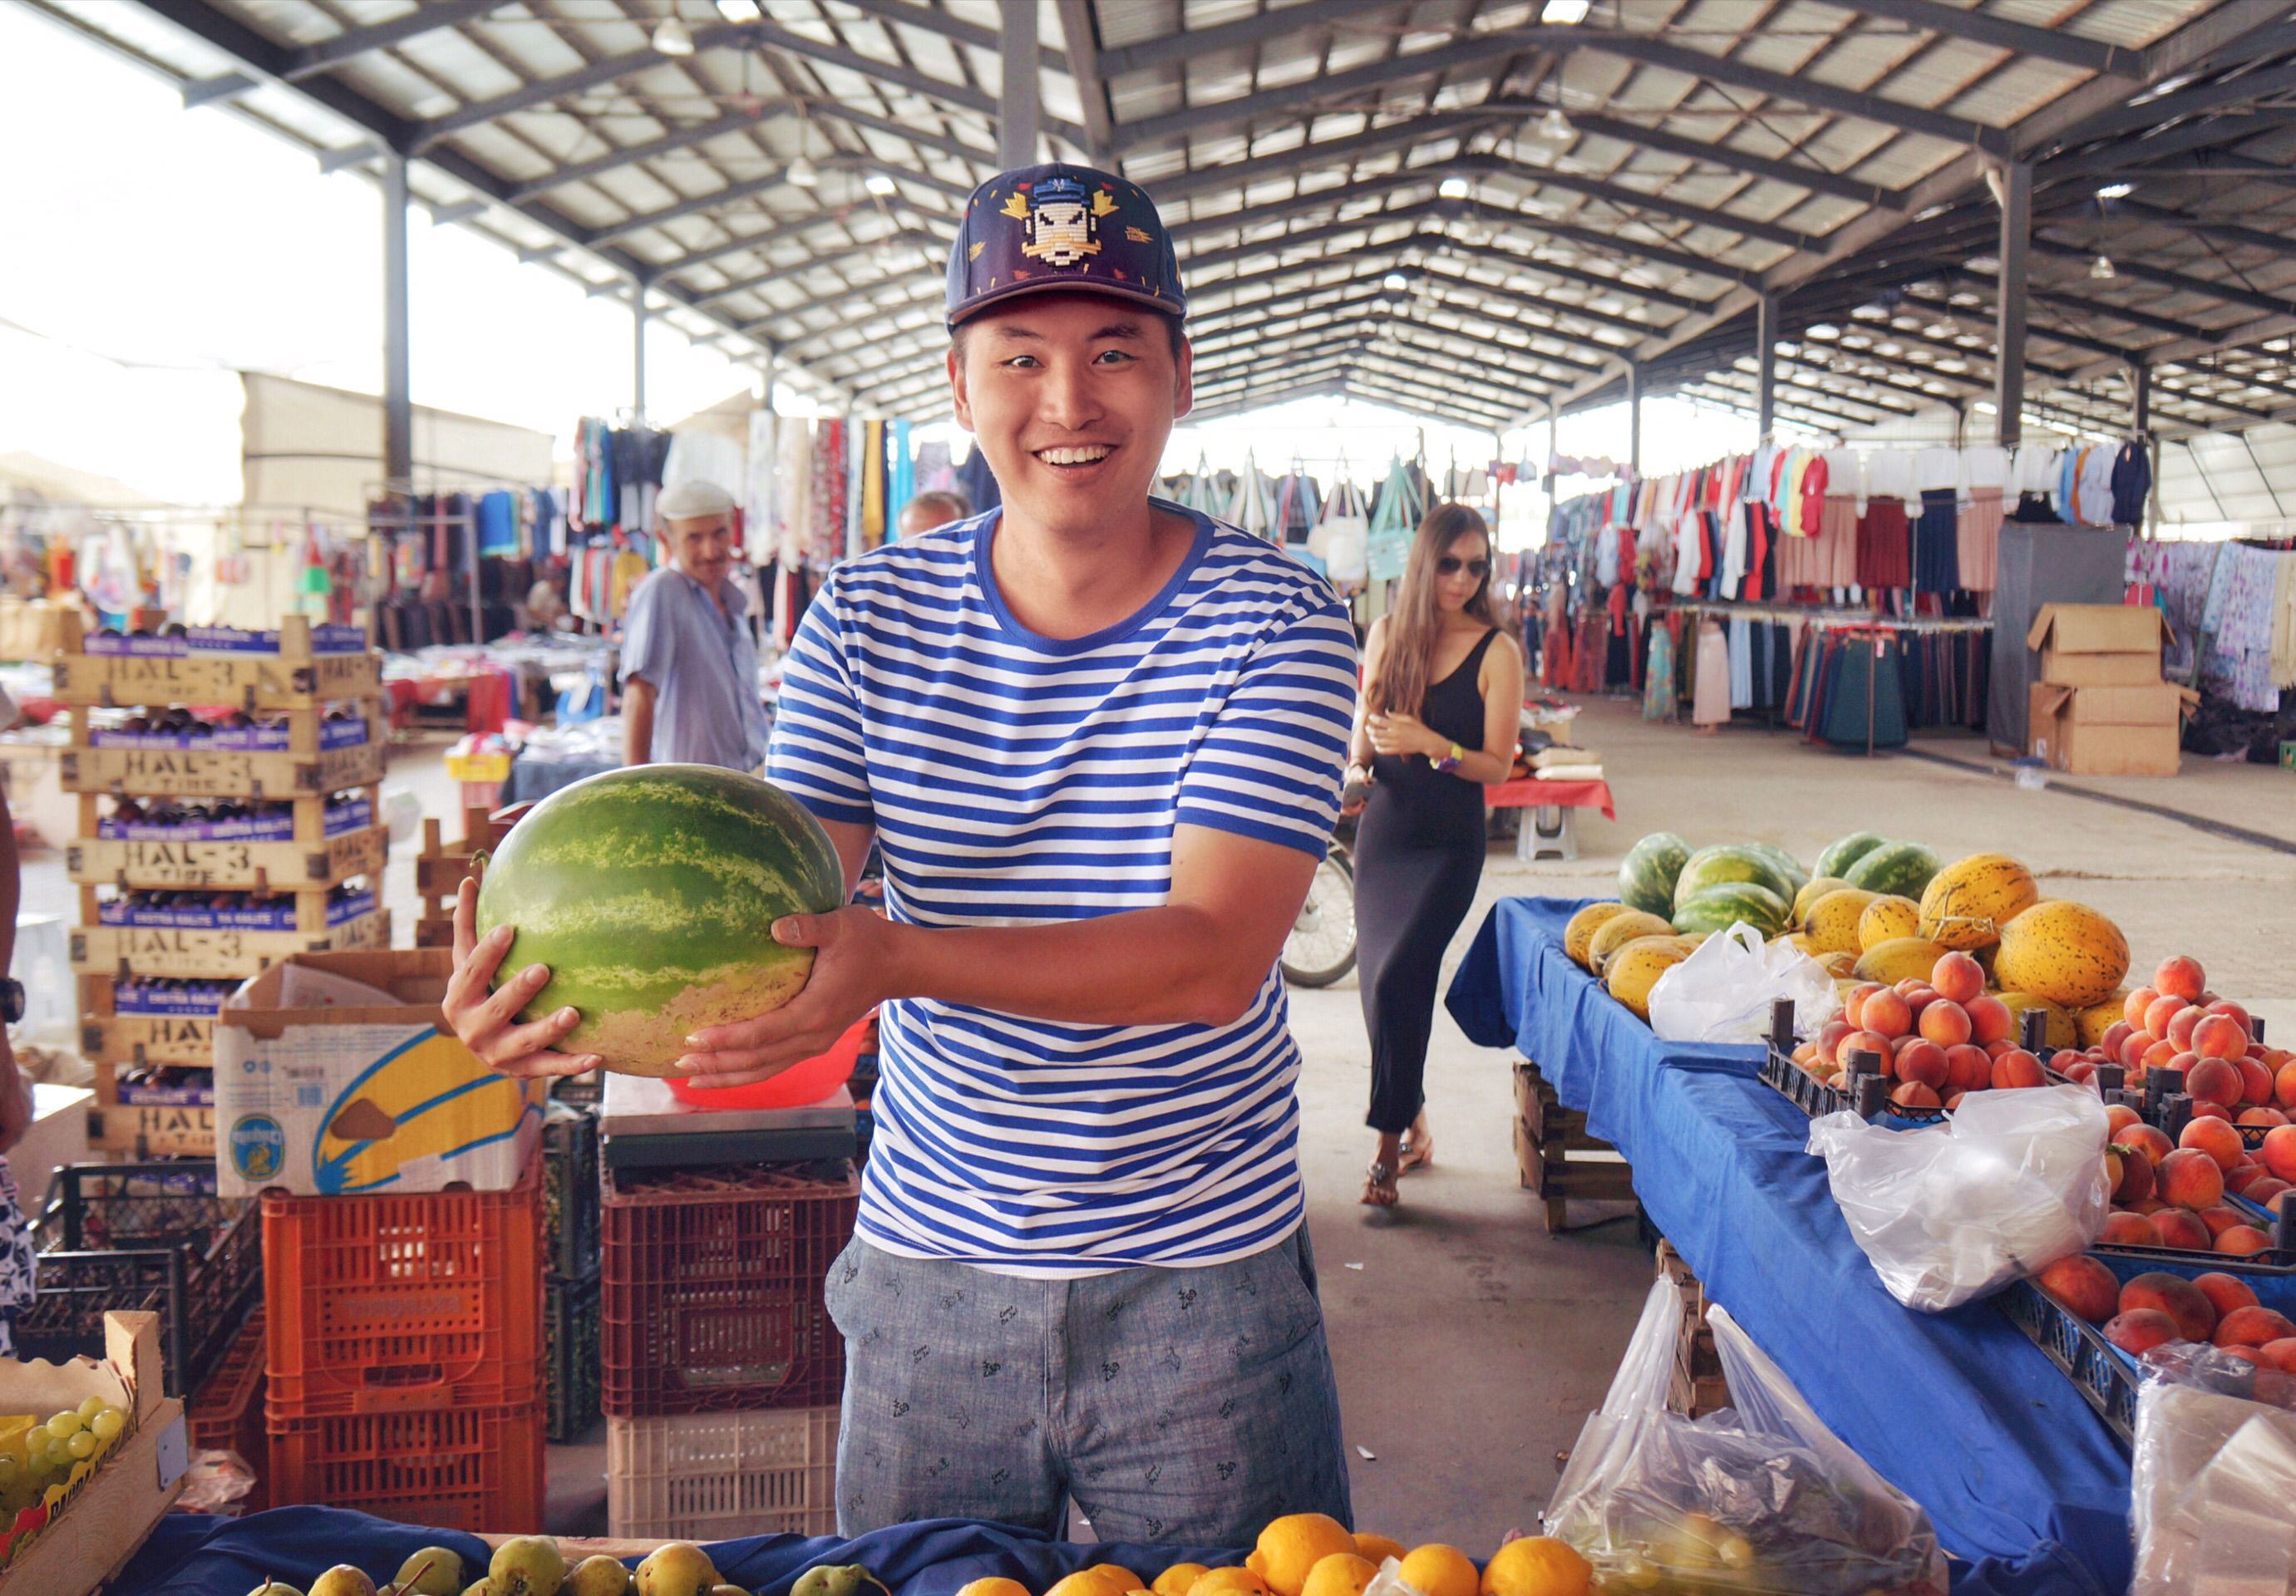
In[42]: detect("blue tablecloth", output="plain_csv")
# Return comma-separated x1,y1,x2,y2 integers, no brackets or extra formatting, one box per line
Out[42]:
120,1507,1239,1596
1445,896,2131,1596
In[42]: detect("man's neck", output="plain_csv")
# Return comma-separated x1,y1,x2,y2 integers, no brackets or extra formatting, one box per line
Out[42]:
675,562,729,614
989,500,1196,641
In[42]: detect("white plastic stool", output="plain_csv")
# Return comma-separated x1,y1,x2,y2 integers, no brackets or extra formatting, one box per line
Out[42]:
1518,804,1578,862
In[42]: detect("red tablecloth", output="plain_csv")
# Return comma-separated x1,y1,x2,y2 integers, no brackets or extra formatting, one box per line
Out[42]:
1484,777,1615,819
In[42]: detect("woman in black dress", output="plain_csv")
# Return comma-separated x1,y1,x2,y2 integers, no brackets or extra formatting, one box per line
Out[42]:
1345,505,1525,1208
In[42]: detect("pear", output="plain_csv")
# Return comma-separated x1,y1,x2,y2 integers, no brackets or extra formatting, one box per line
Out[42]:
490,1539,568,1596
567,1556,633,1596
710,1588,751,1596
465,1584,498,1596
397,1548,467,1596
633,1544,720,1596
310,1569,379,1596
246,1584,305,1596
790,1568,885,1596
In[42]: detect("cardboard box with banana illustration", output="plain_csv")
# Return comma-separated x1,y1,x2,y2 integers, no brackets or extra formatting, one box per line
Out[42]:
214,949,544,1197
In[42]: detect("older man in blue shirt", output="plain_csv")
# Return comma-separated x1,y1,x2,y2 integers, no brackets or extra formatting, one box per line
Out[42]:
618,480,771,771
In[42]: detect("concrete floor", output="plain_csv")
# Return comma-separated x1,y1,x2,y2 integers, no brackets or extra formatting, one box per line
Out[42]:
29,697,2292,1548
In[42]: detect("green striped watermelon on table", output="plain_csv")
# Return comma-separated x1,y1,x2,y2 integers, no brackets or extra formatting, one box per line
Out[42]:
1619,832,1692,916
1742,841,1810,896
1815,831,1890,880
1673,844,1796,909
474,763,845,1076
1672,881,1791,937
1843,840,1943,900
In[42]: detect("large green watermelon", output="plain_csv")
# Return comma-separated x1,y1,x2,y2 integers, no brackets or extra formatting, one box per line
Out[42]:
1619,832,1691,916
1844,840,1942,900
1815,831,1890,880
475,764,845,1076
1672,882,1791,937
1743,842,1808,896
1673,844,1795,910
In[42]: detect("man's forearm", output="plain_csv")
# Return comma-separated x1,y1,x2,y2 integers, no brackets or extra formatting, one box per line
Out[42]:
621,691,654,767
879,906,1273,1031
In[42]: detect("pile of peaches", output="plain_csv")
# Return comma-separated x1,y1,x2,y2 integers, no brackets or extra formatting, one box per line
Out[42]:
1788,948,2047,1111
2052,954,2290,1113
2036,1259,2296,1365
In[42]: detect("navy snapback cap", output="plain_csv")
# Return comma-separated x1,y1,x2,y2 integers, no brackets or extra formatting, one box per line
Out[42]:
945,164,1186,327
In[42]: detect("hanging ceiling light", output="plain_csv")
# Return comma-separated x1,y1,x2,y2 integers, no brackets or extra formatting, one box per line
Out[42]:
652,13,696,54
864,172,897,196
715,0,761,17
1382,272,1411,290
1537,107,1575,143
1541,0,1592,20
2091,254,2116,279
786,153,820,186
2095,181,2134,200
1438,176,1471,199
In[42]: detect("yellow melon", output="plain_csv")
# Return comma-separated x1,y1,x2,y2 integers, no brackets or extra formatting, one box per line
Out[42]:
1791,875,1851,927
1803,888,1877,955
1852,937,1952,986
1857,894,1922,952
1992,900,2130,1009
1917,853,2041,951
2075,989,2131,1047
1606,940,1689,1020
1586,910,1675,973
1564,902,1633,968
1998,991,2078,1052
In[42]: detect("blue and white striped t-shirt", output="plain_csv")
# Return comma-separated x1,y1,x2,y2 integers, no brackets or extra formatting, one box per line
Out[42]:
767,503,1359,1276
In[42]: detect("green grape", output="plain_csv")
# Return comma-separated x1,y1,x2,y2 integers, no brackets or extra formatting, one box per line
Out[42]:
21,1426,48,1455
44,1411,81,1439
88,1407,126,1444
25,1451,52,1479
76,1396,106,1423
43,1440,67,1467
64,1432,95,1461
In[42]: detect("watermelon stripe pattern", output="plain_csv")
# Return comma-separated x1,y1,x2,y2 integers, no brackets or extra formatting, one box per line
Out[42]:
770,506,1359,1277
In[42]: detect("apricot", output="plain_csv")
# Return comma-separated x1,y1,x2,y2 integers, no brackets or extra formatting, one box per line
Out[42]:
1930,951,1983,1004
2114,1150,2156,1204
2246,1179,2291,1208
2124,1125,2175,1165
2102,1210,2161,1246
1816,1019,1855,1066
2185,1057,2242,1108
2197,1204,2250,1239
2101,1021,2136,1058
2220,1345,2268,1365
2125,986,2161,1028
1899,983,1940,1016
1991,1049,2047,1090
2239,1107,2290,1129
2160,1149,2228,1211
2167,1007,2206,1051
1843,983,1883,1028
1967,994,2013,1046
2104,1308,2182,1355
2216,1226,2273,1257
2180,1116,2247,1172
2119,1032,2159,1071
2063,1060,2098,1085
1944,1043,1993,1095
1890,1081,1941,1111
2035,1254,2121,1324
2258,1339,2296,1374
1862,989,1912,1040
2228,1163,2272,1195
2208,999,2254,1036
2154,1209,2215,1251
2131,1197,2170,1215
2155,955,2206,1002
2260,1125,2296,1184
2215,1306,2296,1348
2121,1271,2218,1340
2141,1040,2181,1075
2192,1271,2259,1319
2106,1103,2143,1137
1895,1041,1949,1091
2191,1101,2234,1124
2195,1015,2248,1062
2146,995,2192,1038
2277,1061,2296,1111
1840,1031,1894,1077
1919,1000,1972,1048
2237,1057,2274,1106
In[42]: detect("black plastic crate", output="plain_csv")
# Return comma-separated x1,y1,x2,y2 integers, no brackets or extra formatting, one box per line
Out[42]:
1998,1278,2137,1449
547,1273,602,1445
543,1102,599,1282
17,1161,259,1398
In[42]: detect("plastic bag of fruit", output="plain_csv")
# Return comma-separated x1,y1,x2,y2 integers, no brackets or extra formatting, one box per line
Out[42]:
1547,1277,1947,1595
1646,923,1840,1045
1805,1084,2111,1311
2131,1351,2296,1596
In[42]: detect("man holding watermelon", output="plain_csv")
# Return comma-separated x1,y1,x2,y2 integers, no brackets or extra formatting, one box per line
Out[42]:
447,165,1362,1542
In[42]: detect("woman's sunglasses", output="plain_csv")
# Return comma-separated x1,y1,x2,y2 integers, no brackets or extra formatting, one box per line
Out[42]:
1437,556,1491,578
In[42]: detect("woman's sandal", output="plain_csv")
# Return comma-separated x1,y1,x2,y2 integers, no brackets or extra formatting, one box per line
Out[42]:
1360,1160,1399,1208
1397,1132,1435,1175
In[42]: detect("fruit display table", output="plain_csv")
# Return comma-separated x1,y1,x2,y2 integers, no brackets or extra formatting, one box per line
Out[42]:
1445,895,2131,1596
120,1505,1235,1595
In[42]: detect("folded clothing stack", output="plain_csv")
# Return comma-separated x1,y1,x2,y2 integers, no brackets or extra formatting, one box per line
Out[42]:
1530,745,1604,781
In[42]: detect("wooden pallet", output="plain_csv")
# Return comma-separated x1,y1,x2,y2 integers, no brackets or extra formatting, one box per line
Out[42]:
62,738,387,800
71,908,391,979
81,1012,215,1070
411,805,528,945
51,613,382,709
69,823,387,894
89,1101,215,1158
1513,1059,1636,1233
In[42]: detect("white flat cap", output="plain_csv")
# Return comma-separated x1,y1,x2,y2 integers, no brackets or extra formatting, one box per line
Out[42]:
657,479,737,521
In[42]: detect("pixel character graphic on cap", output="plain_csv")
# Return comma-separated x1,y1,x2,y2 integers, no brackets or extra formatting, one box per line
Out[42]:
1003,173,1116,268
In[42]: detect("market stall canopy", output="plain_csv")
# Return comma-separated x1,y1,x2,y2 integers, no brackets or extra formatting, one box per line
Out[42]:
240,372,556,515
28,0,2296,438
0,451,178,510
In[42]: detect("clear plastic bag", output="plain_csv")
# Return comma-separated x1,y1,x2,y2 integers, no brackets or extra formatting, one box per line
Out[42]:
1646,924,1840,1044
1546,1278,1948,1596
2132,1362,2296,1596
1804,1083,2111,1312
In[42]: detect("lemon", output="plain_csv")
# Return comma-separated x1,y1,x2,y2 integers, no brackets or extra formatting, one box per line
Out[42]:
1154,1569,1210,1596
958,1583,1035,1596
1397,1547,1479,1596
1301,1555,1377,1596
1186,1570,1272,1596
1352,1537,1406,1569
1247,1516,1359,1596
1479,1539,1591,1596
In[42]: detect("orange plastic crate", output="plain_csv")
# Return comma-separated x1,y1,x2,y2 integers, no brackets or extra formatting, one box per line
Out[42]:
267,1401,544,1532
602,1162,858,1416
187,1305,269,1511
261,1150,543,1417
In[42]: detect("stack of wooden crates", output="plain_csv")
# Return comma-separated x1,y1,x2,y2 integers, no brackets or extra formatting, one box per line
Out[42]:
1511,1059,1635,1233
1655,1241,1730,1418
52,615,391,1156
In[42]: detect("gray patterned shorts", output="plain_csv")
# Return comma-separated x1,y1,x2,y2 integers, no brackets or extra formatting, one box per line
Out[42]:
824,1224,1352,1544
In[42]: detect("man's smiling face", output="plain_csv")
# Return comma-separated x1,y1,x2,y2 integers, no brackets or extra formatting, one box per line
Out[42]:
950,291,1192,538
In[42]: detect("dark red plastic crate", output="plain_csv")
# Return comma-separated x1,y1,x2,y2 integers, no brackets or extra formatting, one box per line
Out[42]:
188,1304,269,1510
602,1163,858,1416
261,1150,543,1416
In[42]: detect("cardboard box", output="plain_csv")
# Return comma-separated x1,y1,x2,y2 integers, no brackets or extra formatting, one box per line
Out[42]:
0,1311,189,1594
2029,684,2184,776
214,949,544,1198
2026,603,2170,688
2036,681,2185,727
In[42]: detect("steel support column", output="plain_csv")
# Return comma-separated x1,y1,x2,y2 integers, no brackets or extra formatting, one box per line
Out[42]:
1756,292,1777,441
382,150,413,493
633,280,650,423
1993,161,2031,450
2132,360,2152,535
999,5,1041,170
1626,363,1642,479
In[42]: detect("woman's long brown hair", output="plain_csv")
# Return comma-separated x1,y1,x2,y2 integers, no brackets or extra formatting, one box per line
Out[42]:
1369,502,1496,717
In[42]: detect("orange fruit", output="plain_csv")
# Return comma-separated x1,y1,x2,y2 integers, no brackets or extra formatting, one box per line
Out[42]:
1353,1537,1407,1568
1397,1546,1479,1596
1301,1555,1378,1596
1187,1570,1273,1596
1480,1539,1591,1596
1155,1569,1211,1596
1248,1517,1359,1596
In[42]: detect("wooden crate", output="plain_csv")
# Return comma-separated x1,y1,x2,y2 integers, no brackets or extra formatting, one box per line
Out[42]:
69,823,387,894
1512,1060,1636,1233
81,1012,215,1070
1654,1241,1730,1418
71,907,390,979
51,613,382,710
411,805,527,946
89,1101,214,1158
62,738,386,800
